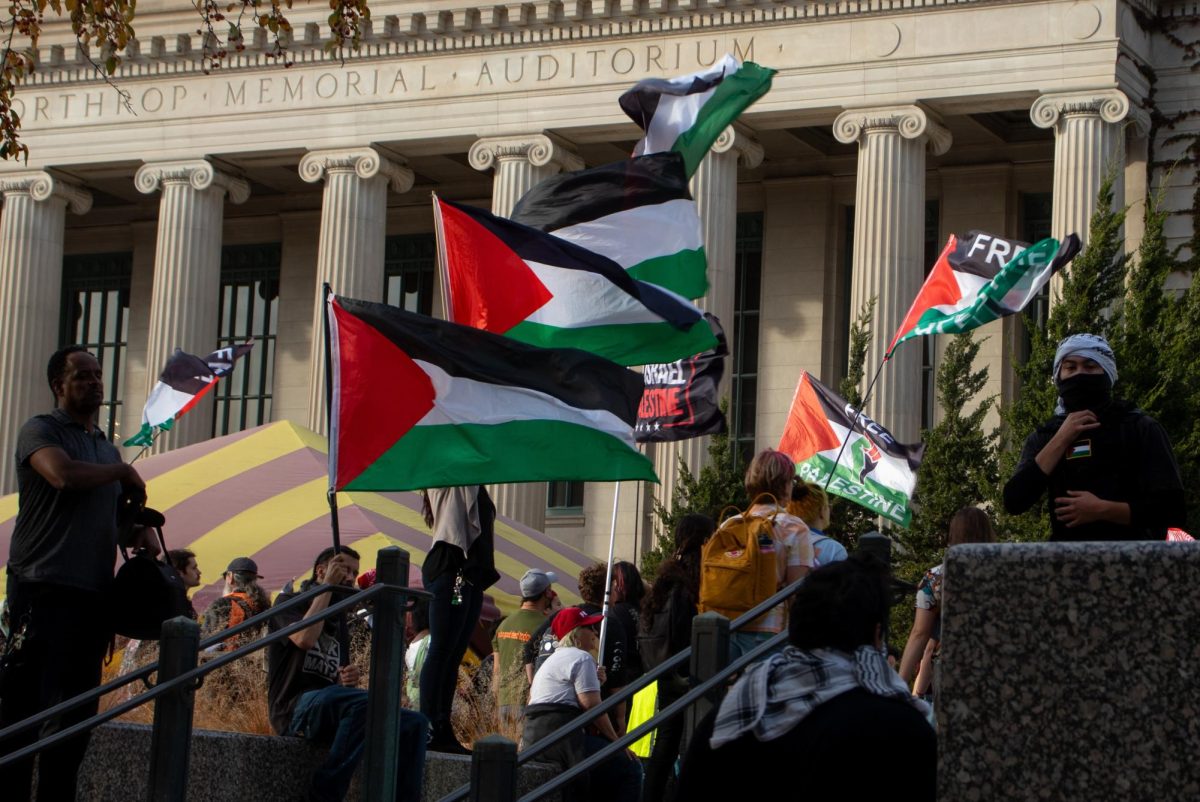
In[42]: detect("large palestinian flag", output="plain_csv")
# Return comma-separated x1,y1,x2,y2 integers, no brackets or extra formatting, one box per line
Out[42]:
435,197,716,366
510,152,707,300
888,231,1081,355
124,344,254,447
778,372,923,527
619,54,776,176
327,294,657,492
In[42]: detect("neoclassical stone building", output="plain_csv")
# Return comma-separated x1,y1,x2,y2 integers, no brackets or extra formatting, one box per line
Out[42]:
1,0,1195,560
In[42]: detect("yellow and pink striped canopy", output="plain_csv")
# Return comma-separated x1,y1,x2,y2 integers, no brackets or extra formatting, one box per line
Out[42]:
0,421,593,613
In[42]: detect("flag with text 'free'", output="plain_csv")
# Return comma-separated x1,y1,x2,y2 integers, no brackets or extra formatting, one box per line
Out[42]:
777,371,924,527
326,294,657,492
635,314,727,443
124,344,254,447
435,196,716,367
619,54,776,177
511,152,708,300
888,231,1081,355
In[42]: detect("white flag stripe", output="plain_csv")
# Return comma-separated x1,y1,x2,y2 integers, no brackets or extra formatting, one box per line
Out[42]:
142,382,210,428
522,261,671,329
549,199,704,269
413,361,636,445
633,54,738,155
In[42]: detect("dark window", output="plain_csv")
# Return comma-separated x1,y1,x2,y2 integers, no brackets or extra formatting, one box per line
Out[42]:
921,199,941,431
385,234,436,315
547,480,585,511
213,244,279,436
731,212,764,471
60,253,132,441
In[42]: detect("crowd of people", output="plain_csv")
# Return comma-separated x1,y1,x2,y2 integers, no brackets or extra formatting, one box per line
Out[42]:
0,331,1186,801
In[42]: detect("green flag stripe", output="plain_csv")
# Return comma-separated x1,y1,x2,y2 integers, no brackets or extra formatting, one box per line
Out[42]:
506,318,717,367
343,419,656,491
625,248,708,300
796,453,912,527
672,63,775,175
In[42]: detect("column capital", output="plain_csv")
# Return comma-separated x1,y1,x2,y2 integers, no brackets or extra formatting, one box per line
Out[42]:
833,104,952,156
1029,88,1139,129
0,170,92,214
298,147,415,194
468,134,584,174
135,160,250,204
712,125,764,169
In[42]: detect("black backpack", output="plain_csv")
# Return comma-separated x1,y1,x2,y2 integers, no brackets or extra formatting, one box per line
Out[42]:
109,509,194,640
638,593,675,673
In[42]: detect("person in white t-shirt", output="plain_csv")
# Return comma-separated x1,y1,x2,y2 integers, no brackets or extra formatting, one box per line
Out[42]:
523,607,642,802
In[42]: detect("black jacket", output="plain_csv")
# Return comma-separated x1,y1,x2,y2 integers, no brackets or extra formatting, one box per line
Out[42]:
1003,401,1186,541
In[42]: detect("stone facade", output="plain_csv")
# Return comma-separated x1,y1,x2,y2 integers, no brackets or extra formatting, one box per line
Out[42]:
1,0,1195,561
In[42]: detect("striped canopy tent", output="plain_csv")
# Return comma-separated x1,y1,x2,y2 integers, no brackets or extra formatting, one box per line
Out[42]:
0,421,595,614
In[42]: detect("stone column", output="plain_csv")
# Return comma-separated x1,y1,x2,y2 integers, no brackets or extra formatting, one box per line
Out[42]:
653,126,763,513
299,147,414,434
833,105,951,443
1030,89,1138,249
469,133,583,531
136,160,249,451
0,172,92,492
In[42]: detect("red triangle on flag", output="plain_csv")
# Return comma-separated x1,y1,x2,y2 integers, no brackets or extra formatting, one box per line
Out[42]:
332,300,437,489
778,372,841,462
889,234,962,354
438,199,553,334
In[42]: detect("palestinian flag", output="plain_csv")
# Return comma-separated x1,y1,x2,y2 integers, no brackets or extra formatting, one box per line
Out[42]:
124,344,254,447
619,54,776,176
888,231,1082,355
778,372,924,527
435,197,716,366
327,294,657,492
510,152,707,300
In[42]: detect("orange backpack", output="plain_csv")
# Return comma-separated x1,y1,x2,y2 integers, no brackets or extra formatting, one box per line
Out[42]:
698,497,781,621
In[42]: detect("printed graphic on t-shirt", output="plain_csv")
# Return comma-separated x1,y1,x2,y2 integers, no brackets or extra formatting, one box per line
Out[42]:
302,632,341,683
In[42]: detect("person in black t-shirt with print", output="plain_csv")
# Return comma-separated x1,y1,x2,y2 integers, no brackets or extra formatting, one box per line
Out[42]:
267,546,428,802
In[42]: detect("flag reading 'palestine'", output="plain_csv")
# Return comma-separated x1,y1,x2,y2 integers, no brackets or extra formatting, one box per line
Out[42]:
327,294,657,492
778,372,924,527
619,54,776,177
435,197,716,367
888,231,1081,355
511,152,707,300
124,344,254,447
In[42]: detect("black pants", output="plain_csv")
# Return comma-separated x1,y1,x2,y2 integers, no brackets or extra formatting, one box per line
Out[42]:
0,577,110,801
643,679,687,802
418,572,483,742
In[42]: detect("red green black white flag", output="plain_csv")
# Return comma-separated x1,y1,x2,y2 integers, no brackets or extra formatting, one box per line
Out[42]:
888,231,1081,355
326,294,657,492
124,344,254,447
435,196,716,367
777,371,924,527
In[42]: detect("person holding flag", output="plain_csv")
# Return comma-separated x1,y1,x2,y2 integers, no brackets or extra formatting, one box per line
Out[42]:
1003,333,1186,541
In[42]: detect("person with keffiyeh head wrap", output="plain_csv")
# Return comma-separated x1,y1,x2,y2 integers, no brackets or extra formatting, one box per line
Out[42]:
1003,333,1185,541
677,555,936,801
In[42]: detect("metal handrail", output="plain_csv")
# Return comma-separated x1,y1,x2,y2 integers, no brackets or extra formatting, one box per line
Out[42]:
522,630,790,801
436,573,811,802
0,581,430,767
0,580,357,744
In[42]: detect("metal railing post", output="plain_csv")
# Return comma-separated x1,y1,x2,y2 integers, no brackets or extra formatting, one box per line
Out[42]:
858,530,891,566
469,735,518,802
147,616,200,802
363,546,411,802
684,612,729,751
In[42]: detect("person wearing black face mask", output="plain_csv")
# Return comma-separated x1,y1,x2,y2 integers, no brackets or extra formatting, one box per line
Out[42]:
1003,333,1186,541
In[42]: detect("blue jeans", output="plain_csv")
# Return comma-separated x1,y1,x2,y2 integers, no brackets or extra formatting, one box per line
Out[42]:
289,684,429,802
584,734,644,802
728,630,777,664
420,572,484,740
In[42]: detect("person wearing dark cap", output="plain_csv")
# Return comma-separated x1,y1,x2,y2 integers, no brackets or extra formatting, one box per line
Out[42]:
492,569,558,730
200,556,271,650
522,607,642,802
1003,333,1186,540
0,345,146,799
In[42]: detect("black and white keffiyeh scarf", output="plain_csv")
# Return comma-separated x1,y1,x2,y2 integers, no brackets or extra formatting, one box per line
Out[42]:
710,645,930,748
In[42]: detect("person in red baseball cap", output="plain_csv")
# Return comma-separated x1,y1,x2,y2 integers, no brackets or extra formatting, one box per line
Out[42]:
522,607,642,801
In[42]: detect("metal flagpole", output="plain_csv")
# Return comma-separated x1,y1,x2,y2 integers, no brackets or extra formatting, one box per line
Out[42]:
597,481,621,665
823,355,889,493
322,282,342,551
